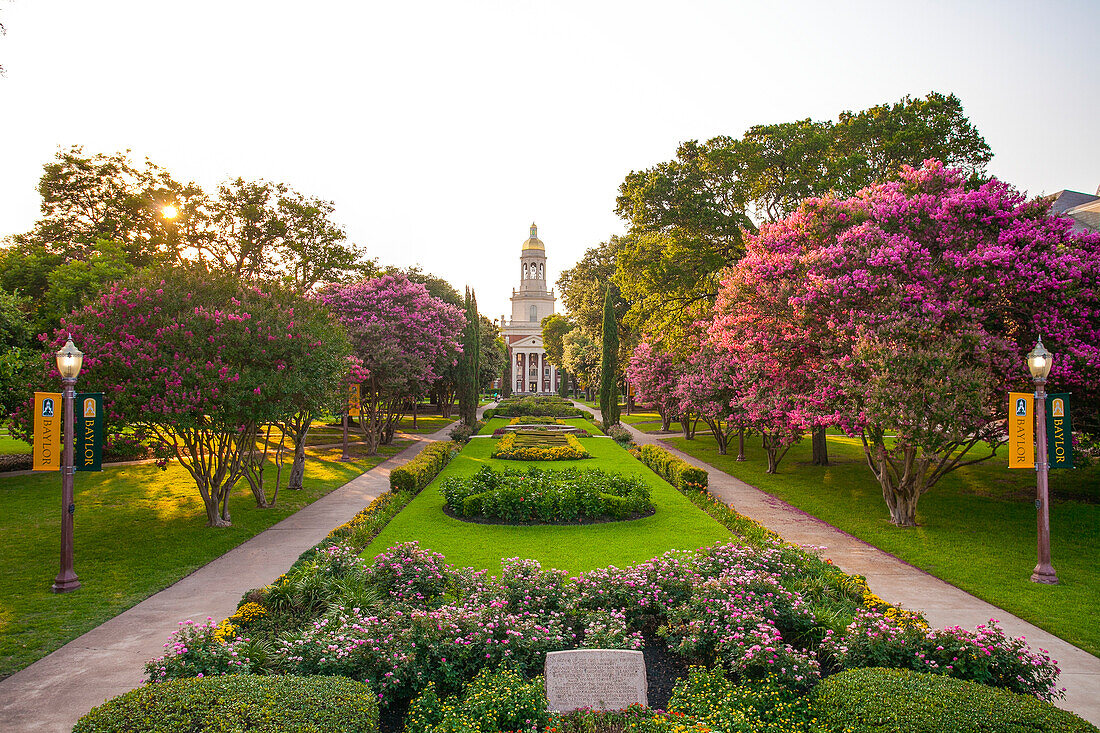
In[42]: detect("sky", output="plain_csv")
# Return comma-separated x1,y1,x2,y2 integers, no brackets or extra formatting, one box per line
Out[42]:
1,0,1098,321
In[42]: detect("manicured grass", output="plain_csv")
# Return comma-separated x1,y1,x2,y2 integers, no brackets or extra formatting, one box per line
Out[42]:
394,414,457,434
666,432,1100,657
362,434,730,575
0,434,32,455
0,439,411,680
476,417,604,436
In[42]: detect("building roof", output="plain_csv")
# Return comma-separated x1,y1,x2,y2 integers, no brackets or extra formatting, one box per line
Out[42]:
1049,190,1099,215
1046,190,1100,234
522,222,545,251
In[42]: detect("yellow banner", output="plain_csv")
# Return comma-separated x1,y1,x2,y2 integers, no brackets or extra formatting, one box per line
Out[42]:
33,392,62,472
1008,392,1034,469
347,384,361,417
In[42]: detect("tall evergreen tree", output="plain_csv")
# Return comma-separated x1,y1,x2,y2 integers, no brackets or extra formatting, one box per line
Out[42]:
458,287,481,425
599,286,621,426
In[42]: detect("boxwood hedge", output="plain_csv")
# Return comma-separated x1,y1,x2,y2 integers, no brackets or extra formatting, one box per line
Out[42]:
72,675,379,733
639,444,708,492
810,667,1097,733
389,441,456,493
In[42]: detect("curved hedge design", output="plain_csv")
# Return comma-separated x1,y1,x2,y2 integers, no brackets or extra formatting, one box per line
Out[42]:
492,431,590,461
73,675,379,733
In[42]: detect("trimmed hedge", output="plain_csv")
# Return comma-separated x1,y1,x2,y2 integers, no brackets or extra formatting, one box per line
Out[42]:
390,441,456,493
73,675,379,733
810,668,1097,733
640,444,708,492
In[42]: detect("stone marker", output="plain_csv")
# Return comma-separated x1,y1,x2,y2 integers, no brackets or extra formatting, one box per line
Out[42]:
544,649,647,712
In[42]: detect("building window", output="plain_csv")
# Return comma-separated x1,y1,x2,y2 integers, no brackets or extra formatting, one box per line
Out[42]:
529,305,537,321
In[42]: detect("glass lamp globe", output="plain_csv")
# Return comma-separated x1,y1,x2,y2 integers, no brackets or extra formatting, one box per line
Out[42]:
1026,338,1053,382
56,337,84,379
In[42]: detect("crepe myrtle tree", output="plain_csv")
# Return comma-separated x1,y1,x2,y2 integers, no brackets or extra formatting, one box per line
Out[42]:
715,160,1100,525
15,267,348,526
626,342,681,432
320,273,464,453
675,345,749,455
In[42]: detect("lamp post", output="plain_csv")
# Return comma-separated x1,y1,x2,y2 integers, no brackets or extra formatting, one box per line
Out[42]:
1027,337,1058,585
53,336,83,593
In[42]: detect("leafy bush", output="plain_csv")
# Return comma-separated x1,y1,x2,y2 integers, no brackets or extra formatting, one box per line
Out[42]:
441,465,653,523
509,416,562,425
102,431,153,462
449,422,477,443
492,431,590,460
492,395,584,417
640,444,708,492
810,667,1097,733
551,705,715,733
389,441,456,492
819,611,1063,700
73,675,379,733
606,424,633,446
405,667,549,733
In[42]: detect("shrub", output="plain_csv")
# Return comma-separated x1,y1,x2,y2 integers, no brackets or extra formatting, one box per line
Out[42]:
606,424,632,446
509,416,562,425
102,431,152,462
809,667,1097,733
819,611,1063,700
491,431,590,460
405,667,549,733
449,422,478,443
491,395,584,418
73,675,379,733
390,441,456,492
551,705,714,733
640,444,708,492
441,465,653,523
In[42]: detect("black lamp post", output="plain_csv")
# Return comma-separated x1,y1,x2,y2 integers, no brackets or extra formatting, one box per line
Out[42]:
1026,338,1058,585
53,336,83,593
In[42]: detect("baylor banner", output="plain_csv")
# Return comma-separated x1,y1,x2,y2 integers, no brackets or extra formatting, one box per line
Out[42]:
75,393,104,472
1046,394,1073,470
1008,392,1034,469
33,392,62,471
347,384,361,417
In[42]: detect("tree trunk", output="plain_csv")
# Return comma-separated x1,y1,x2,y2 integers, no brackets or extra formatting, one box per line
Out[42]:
412,400,418,429
707,418,729,455
660,408,671,432
288,433,307,490
812,426,830,466
736,426,746,461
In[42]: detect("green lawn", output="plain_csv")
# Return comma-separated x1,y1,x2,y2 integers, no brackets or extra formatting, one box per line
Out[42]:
362,432,730,575
0,434,32,455
395,414,457,434
666,432,1100,657
0,439,410,680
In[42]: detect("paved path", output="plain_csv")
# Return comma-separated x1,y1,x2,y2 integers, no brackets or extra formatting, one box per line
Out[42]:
0,426,453,732
608,408,1100,725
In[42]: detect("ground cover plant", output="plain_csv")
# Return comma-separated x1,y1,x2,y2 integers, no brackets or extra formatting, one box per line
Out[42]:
360,433,728,574
441,465,653,522
667,431,1100,657
492,430,591,460
0,439,410,679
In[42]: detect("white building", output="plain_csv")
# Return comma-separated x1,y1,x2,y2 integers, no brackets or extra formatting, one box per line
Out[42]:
500,223,559,394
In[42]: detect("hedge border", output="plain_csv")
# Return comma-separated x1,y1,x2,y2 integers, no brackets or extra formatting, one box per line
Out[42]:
639,444,708,492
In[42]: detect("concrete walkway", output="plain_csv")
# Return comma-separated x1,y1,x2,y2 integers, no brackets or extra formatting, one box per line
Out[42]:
0,425,454,732
608,408,1100,724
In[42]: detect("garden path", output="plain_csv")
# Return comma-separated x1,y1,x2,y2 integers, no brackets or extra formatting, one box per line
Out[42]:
600,404,1100,725
0,420,461,733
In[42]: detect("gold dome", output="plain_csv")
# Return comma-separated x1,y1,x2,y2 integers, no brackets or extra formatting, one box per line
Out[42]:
522,222,545,251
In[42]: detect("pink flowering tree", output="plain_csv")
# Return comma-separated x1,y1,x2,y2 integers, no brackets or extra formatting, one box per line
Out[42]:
13,267,349,526
319,274,464,453
675,346,747,455
626,342,681,431
717,160,1100,525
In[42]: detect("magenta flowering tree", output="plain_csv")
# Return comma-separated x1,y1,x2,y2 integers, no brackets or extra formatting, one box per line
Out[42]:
715,160,1100,525
319,274,464,453
626,342,681,432
675,346,747,455
17,267,348,526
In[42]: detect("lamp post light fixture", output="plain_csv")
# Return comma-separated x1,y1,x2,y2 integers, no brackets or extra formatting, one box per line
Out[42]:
1027,337,1058,585
53,336,84,593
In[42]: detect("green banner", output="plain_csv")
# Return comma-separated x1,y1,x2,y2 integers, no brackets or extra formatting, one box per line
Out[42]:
75,393,103,472
1046,393,1073,470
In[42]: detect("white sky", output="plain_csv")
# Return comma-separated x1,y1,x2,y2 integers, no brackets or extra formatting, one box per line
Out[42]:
1,0,1098,320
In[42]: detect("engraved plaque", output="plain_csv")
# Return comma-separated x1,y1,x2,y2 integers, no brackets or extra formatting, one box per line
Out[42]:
544,649,647,712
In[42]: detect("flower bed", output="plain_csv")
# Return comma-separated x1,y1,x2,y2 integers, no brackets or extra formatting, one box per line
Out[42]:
441,465,654,523
492,431,590,460
509,416,563,425
144,541,1065,729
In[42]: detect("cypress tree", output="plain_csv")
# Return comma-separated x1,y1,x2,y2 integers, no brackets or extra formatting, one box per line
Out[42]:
599,286,620,426
458,287,480,426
